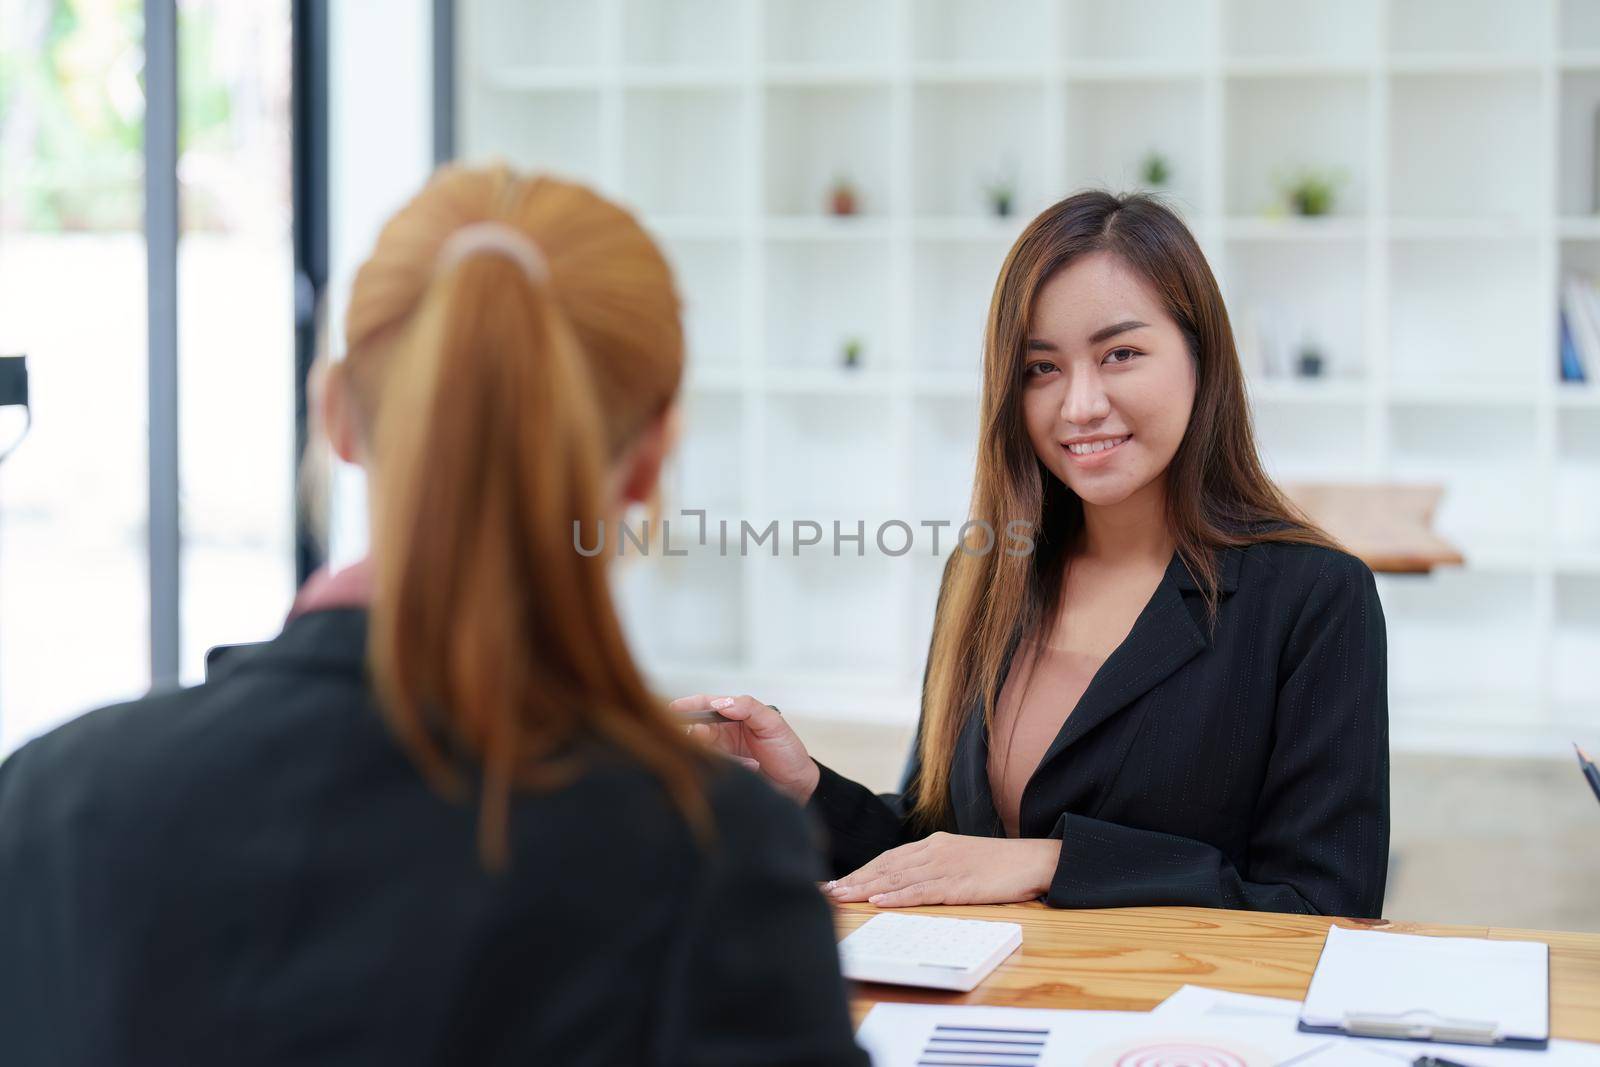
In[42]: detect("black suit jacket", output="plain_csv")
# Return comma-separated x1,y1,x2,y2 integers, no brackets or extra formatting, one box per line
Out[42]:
808,542,1390,919
0,608,867,1067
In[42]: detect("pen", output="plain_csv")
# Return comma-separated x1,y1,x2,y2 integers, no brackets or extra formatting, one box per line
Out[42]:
1414,1058,1477,1067
1576,743,1600,806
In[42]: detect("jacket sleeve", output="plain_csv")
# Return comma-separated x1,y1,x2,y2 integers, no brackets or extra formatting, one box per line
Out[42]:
1043,552,1390,918
670,771,869,1067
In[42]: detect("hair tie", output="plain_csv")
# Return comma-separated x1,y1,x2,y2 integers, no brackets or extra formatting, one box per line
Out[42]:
435,221,550,286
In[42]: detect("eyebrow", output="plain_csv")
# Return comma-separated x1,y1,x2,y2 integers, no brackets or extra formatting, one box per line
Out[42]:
1025,319,1149,351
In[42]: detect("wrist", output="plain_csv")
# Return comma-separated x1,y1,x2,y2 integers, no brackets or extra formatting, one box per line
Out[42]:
785,759,821,806
1031,838,1062,897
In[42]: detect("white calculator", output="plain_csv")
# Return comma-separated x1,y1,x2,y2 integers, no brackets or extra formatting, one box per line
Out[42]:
837,913,1023,992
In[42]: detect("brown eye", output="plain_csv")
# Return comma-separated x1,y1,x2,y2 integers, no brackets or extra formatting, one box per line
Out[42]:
1103,348,1137,365
1026,361,1058,377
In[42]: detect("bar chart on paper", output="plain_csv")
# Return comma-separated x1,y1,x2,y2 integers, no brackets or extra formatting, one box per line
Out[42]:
918,1022,1048,1065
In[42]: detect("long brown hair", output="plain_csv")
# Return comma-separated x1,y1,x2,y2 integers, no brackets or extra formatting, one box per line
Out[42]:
337,163,708,865
914,190,1337,830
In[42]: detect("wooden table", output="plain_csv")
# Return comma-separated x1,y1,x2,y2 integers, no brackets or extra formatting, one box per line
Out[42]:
836,902,1600,1043
1282,482,1464,574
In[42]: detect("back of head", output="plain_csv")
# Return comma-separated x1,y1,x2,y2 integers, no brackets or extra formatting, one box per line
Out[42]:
337,164,704,864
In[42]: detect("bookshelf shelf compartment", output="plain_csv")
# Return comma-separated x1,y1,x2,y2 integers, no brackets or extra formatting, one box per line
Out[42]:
761,393,898,518
474,0,602,72
1067,79,1205,213
1222,0,1379,63
1390,72,1542,220
764,86,893,218
1389,405,1543,558
913,85,1050,218
912,0,1054,66
461,87,603,186
621,0,744,69
912,394,981,526
1065,0,1208,64
912,239,1009,375
764,0,892,68
1381,571,1540,724
623,89,744,219
1254,403,1373,482
765,240,892,373
1224,75,1370,217
1388,0,1543,59
1225,237,1367,382
1555,409,1600,556
1553,575,1600,719
663,236,744,383
1389,238,1542,391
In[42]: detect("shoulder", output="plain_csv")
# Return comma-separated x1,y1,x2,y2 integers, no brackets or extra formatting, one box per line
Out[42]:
0,685,207,853
1238,540,1377,600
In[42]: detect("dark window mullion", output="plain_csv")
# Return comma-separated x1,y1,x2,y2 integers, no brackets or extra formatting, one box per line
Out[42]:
144,0,180,690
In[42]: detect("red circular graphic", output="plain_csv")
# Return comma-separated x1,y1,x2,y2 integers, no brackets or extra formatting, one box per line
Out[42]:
1113,1044,1250,1067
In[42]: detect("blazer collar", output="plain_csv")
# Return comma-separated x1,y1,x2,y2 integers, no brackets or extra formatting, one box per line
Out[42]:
949,545,1245,829
1168,543,1244,595
208,607,369,683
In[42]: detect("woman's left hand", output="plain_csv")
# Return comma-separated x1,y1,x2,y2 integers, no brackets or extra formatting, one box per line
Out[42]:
825,832,1063,907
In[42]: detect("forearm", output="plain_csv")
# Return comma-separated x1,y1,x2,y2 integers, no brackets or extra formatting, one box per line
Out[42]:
1046,813,1329,915
805,761,921,878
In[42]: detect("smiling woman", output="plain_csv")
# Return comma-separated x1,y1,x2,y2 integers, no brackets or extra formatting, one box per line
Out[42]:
684,190,1391,920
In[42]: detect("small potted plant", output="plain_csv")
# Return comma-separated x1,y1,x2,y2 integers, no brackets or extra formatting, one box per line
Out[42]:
828,175,859,217
982,170,1016,218
841,336,864,370
1295,340,1326,378
1279,167,1343,217
1141,150,1171,189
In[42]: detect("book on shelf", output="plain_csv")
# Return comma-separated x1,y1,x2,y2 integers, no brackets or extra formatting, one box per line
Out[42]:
1559,273,1599,384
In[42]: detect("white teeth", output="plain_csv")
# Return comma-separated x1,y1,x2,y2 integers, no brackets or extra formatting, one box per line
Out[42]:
1067,435,1128,456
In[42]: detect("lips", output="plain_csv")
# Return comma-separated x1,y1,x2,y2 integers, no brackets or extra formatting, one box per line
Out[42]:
1063,434,1131,460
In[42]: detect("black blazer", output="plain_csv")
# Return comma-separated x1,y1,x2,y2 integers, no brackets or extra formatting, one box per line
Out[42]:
0,609,867,1067
808,542,1390,919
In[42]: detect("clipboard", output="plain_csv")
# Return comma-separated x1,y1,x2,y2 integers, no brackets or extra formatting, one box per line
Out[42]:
1296,924,1550,1051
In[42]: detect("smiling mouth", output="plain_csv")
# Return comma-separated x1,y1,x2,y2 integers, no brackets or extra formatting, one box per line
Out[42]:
1064,434,1131,458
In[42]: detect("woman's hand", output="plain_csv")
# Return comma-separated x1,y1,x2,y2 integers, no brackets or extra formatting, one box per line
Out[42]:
671,693,821,805
826,832,1062,907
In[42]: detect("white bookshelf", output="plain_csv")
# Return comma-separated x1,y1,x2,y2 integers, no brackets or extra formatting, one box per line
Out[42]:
457,0,1600,752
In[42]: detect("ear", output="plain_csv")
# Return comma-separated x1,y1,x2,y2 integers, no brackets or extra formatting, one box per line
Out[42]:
318,360,363,466
616,403,680,507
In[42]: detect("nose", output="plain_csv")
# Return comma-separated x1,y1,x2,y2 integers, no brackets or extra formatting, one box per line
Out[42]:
1061,364,1112,428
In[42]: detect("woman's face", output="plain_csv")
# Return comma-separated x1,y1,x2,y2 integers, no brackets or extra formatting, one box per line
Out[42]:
1020,250,1197,510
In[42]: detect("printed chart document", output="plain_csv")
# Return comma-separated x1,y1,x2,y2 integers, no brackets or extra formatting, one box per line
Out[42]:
853,1002,1328,1066
1299,925,1549,1048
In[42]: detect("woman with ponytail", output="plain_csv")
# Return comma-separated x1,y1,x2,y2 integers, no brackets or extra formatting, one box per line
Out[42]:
0,166,867,1067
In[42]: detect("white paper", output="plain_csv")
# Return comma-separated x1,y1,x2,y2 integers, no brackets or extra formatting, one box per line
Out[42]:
1301,925,1549,1042
854,1002,1330,1067
1154,984,1600,1067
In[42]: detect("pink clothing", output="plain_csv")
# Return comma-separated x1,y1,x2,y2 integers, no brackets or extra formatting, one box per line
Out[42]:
287,557,374,621
986,636,1106,838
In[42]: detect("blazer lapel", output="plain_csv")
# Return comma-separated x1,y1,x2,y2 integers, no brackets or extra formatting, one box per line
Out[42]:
1027,546,1241,780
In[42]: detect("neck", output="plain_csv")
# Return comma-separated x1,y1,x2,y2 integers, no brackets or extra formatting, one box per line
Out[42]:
1078,478,1174,566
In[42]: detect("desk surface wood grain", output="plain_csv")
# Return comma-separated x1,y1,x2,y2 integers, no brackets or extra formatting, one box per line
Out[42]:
835,902,1600,1042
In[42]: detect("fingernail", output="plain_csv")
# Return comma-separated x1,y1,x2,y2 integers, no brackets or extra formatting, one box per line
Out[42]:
710,697,734,710
830,884,851,896
824,880,836,890
737,758,760,770
868,894,883,904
